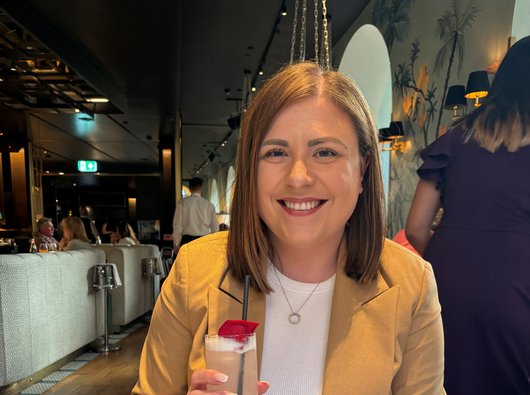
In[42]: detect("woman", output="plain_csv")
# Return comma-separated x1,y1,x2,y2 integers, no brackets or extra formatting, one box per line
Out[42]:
110,221,140,245
406,36,530,394
59,216,92,250
133,62,444,394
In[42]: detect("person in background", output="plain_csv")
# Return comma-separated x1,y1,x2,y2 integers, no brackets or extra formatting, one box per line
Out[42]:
59,216,92,251
33,217,59,250
110,221,140,245
391,229,419,255
79,205,100,243
133,62,444,394
172,177,219,254
100,217,114,244
406,36,530,394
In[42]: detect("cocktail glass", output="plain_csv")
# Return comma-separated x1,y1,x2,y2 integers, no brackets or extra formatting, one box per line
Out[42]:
38,243,49,253
205,332,258,395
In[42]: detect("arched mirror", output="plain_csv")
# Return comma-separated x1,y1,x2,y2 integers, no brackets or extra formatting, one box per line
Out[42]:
512,0,530,39
210,179,219,214
225,165,235,213
338,24,392,206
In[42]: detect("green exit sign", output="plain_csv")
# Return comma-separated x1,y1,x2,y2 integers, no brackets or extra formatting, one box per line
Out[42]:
77,160,98,172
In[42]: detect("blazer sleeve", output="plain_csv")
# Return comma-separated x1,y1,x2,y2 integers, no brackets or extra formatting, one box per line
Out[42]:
392,262,446,395
132,247,192,394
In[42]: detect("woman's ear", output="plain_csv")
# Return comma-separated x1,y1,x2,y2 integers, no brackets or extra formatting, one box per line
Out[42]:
361,153,370,177
358,154,370,193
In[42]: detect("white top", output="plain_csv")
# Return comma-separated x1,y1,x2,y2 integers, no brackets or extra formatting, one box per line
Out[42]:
260,262,335,395
172,192,219,246
64,239,92,251
118,237,139,245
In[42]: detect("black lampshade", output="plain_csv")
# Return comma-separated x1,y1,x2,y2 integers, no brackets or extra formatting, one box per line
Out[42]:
444,85,467,109
465,71,489,99
379,121,404,141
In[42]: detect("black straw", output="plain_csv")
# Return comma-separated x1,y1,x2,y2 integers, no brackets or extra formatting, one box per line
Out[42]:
238,275,251,394
242,275,250,320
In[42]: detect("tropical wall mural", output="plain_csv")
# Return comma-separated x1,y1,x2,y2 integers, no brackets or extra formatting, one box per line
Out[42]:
335,0,515,236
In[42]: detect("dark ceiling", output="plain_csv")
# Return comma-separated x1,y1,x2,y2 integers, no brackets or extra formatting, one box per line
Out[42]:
0,0,370,179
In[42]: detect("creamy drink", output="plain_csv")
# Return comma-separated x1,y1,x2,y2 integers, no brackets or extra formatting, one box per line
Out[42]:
205,333,258,395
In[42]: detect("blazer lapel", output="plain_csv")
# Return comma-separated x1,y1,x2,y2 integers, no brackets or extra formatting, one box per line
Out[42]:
323,258,400,394
207,271,266,372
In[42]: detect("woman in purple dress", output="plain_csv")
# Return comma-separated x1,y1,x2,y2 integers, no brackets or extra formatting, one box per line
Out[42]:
406,36,530,394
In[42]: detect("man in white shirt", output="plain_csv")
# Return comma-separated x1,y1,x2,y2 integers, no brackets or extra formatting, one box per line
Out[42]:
172,177,219,253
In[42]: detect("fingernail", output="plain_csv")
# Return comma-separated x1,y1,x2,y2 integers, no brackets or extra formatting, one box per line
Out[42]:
214,373,228,383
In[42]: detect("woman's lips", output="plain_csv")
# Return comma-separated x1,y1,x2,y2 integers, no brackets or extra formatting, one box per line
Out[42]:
278,199,327,215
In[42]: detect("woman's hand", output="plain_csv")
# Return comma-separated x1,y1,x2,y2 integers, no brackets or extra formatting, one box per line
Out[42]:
188,369,270,394
58,238,68,251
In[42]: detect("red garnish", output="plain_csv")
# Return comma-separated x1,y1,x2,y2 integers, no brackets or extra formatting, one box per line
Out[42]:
218,320,259,343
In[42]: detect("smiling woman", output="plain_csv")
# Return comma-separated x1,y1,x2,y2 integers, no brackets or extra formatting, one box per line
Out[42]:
132,62,445,395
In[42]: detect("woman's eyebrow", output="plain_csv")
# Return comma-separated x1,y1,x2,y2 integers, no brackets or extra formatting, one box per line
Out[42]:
308,137,347,148
261,138,288,147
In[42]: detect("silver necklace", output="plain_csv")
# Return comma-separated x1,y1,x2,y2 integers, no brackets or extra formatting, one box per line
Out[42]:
272,264,321,324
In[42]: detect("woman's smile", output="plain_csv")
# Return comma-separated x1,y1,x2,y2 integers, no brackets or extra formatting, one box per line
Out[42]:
278,198,327,215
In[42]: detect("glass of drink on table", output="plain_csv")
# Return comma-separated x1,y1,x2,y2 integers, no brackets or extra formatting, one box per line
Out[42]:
38,243,49,253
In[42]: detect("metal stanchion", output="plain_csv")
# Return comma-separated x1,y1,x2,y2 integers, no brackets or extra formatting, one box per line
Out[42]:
143,257,162,305
93,264,121,353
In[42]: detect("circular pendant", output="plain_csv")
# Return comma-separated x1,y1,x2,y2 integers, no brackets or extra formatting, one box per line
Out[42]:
288,313,301,324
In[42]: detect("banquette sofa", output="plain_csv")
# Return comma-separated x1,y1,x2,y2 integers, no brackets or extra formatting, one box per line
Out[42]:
0,244,161,387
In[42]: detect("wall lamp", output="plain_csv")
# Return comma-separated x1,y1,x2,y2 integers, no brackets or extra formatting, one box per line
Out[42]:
444,85,467,120
380,121,405,152
465,71,489,107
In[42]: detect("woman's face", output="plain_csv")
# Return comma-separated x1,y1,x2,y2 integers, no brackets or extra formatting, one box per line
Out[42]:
110,232,120,244
62,226,72,241
257,96,366,250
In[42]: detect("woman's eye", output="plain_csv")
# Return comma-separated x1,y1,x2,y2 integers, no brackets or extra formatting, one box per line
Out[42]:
315,149,338,158
263,148,287,158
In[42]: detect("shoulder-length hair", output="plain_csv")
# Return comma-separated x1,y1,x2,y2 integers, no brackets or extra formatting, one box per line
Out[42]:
227,61,385,293
61,216,90,242
464,36,530,152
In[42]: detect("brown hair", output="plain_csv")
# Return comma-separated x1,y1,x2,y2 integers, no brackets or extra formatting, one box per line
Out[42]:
60,216,90,242
464,36,530,152
227,62,385,293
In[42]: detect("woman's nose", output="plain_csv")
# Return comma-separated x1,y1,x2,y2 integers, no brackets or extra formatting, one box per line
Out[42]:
287,159,313,187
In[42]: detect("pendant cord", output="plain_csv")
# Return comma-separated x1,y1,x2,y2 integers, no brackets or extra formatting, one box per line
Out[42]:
272,263,321,323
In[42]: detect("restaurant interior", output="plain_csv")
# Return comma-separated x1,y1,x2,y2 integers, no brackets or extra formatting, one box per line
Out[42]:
0,0,528,393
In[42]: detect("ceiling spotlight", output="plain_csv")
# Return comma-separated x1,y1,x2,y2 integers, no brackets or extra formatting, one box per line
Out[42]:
59,172,64,175
86,97,109,103
10,61,16,71
251,86,257,92
74,108,80,113
224,88,231,96
281,3,287,16
258,67,264,76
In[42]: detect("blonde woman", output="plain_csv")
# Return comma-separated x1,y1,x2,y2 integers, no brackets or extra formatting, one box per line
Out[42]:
407,36,530,394
59,216,92,251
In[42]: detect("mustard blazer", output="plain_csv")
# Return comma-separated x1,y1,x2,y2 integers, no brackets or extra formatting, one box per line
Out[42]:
132,232,445,394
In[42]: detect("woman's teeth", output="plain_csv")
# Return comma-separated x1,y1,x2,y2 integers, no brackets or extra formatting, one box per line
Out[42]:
283,200,320,211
